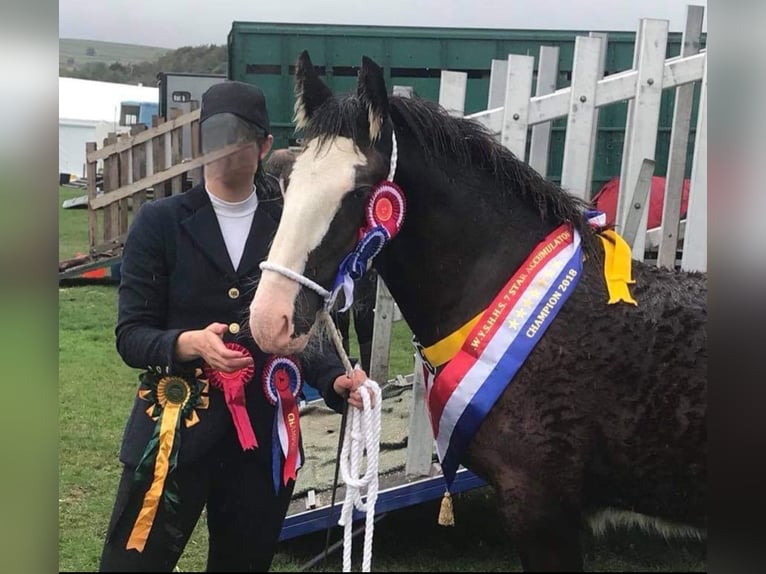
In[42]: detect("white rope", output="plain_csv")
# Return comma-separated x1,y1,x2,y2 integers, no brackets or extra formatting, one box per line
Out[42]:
338,374,382,573
259,261,332,300
318,310,382,572
386,131,398,182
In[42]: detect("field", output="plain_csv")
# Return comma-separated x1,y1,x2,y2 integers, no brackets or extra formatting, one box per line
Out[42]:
58,187,705,571
59,38,170,71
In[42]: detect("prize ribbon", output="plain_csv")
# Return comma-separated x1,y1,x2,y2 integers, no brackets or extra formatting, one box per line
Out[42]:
262,356,304,494
203,342,258,450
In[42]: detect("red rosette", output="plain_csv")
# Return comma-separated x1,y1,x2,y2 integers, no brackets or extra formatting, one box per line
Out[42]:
366,180,406,239
203,342,258,450
262,356,303,488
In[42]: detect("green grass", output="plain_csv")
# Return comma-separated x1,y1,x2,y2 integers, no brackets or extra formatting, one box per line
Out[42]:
60,38,170,71
58,190,705,571
59,187,90,260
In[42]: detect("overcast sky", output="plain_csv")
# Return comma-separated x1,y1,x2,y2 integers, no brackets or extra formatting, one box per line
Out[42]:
59,0,707,48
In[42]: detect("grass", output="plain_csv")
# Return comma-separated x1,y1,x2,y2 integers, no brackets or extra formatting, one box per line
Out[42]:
58,189,705,571
60,38,170,71
59,187,90,260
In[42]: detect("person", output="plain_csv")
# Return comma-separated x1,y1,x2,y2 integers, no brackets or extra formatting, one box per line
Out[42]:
98,81,369,572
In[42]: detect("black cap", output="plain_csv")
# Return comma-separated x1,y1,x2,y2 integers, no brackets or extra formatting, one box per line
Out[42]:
200,81,270,135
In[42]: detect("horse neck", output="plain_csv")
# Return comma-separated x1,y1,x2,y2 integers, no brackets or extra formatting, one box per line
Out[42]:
374,134,559,347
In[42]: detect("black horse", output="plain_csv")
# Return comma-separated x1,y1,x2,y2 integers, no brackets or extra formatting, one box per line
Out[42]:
249,51,707,571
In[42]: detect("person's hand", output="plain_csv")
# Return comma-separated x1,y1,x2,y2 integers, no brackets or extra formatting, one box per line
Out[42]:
175,323,254,372
333,368,374,410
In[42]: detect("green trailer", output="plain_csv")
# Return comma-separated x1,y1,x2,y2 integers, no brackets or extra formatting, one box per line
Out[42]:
227,22,704,196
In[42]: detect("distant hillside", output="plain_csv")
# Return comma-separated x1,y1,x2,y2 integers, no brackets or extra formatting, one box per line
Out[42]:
60,38,170,72
60,39,227,86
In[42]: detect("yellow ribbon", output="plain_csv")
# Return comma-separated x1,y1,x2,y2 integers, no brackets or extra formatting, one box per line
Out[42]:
126,402,181,552
597,230,638,306
421,312,483,370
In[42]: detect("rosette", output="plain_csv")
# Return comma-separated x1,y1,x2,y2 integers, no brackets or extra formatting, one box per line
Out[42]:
366,180,406,240
127,371,209,552
262,356,304,494
203,342,257,451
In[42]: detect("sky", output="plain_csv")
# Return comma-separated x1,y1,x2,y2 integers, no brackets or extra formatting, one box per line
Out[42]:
59,0,707,48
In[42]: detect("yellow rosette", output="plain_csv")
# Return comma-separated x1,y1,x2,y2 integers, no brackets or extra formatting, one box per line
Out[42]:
126,371,208,552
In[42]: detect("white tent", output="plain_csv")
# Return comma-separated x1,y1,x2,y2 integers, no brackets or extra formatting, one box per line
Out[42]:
58,77,158,178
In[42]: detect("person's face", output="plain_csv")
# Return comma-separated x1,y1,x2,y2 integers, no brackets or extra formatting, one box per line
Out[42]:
206,135,274,184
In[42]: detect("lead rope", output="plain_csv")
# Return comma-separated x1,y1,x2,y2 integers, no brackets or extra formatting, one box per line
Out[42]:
262,132,397,571
320,312,382,572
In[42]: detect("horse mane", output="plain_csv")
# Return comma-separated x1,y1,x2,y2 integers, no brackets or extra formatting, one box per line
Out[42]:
305,93,599,251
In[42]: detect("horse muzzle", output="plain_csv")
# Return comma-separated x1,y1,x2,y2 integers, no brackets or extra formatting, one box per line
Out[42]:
249,273,310,355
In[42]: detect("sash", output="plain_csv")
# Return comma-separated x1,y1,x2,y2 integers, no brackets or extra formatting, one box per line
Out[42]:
426,224,584,486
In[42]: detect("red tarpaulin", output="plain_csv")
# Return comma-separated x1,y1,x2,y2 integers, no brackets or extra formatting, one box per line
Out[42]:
591,176,691,229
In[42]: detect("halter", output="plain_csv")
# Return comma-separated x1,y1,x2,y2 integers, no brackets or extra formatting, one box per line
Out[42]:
259,130,402,309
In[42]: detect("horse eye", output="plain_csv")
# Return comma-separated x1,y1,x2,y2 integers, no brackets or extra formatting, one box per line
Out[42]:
350,187,367,200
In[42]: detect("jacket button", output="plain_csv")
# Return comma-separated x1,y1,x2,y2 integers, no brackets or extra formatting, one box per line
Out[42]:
228,287,240,299
228,322,241,334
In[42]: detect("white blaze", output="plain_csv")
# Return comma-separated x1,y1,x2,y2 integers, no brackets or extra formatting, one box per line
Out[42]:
250,136,366,353
266,136,366,273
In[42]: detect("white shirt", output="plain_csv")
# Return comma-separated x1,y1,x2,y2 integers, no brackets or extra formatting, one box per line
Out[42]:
205,185,259,271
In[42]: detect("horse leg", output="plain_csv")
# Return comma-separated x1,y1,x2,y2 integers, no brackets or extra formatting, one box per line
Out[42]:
495,474,583,572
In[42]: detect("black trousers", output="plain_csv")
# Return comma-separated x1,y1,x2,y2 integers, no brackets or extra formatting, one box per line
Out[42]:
99,431,295,572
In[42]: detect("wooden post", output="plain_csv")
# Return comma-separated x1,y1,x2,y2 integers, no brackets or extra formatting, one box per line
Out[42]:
369,276,395,386
131,125,147,217
501,54,535,160
103,133,120,245
585,32,608,198
405,353,435,478
622,159,656,249
170,108,184,195
560,36,602,200
487,59,508,110
658,4,705,269
153,116,167,199
190,101,202,186
528,45,560,177
86,142,98,253
681,50,707,273
118,139,130,237
616,18,669,260
439,71,467,117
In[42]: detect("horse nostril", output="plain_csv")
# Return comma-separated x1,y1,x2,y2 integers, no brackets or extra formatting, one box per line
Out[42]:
279,315,292,340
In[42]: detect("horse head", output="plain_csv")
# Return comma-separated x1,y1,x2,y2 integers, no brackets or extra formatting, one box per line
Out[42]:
249,51,396,354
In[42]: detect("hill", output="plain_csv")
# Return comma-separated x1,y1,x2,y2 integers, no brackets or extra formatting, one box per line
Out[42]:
60,38,170,72
60,39,227,86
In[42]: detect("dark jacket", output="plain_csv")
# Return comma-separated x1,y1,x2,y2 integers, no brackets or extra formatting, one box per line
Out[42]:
115,177,346,469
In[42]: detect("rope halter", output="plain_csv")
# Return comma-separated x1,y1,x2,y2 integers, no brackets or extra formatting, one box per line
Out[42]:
259,129,402,311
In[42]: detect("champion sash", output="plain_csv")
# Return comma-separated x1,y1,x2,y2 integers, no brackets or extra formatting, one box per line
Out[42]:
426,224,584,486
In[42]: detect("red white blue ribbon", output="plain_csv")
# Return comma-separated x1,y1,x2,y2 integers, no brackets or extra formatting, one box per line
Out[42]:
326,180,406,312
424,224,585,486
262,356,304,493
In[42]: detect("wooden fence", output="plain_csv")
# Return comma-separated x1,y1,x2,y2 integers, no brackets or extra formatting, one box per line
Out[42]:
374,4,708,478
448,5,708,273
83,107,202,258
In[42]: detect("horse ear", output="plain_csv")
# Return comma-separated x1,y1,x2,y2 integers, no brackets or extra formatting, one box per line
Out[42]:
294,50,333,130
357,56,389,143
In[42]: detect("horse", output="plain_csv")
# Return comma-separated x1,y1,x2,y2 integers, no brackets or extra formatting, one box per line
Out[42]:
248,51,707,571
